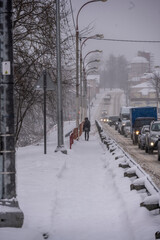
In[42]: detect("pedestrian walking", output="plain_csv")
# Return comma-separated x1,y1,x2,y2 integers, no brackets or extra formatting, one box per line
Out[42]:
83,117,91,141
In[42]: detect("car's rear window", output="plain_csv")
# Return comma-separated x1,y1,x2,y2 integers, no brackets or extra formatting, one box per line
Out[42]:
151,123,160,131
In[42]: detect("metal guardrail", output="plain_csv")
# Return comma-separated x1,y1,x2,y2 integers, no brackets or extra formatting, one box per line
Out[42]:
65,130,73,138
95,120,159,193
96,119,160,238
65,122,84,149
0,156,2,198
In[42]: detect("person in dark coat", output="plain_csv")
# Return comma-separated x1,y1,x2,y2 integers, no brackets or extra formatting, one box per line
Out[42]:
83,117,91,141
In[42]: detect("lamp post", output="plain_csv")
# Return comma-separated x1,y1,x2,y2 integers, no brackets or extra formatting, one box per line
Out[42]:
75,0,108,132
81,50,102,120
83,50,102,63
84,59,100,68
86,66,98,75
55,0,67,154
81,59,100,120
83,66,98,118
79,35,103,121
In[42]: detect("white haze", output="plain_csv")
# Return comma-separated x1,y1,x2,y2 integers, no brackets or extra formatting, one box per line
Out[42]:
0,89,160,240
71,0,160,67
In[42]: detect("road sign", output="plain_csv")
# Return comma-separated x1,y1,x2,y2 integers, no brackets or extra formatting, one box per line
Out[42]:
2,61,11,75
35,71,55,91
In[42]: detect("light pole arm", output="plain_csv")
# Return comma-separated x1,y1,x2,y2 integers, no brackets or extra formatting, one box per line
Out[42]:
85,59,100,68
75,0,107,126
76,0,99,30
83,50,102,63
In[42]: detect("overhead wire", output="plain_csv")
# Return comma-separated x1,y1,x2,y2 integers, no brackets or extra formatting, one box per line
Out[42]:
81,37,160,43
69,0,76,31
65,0,76,57
61,0,76,61
102,38,160,43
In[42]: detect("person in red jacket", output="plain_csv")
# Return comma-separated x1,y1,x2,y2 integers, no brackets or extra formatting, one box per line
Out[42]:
83,117,91,141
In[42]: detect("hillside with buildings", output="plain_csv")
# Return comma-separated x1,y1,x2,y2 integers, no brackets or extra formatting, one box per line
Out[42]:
127,52,160,114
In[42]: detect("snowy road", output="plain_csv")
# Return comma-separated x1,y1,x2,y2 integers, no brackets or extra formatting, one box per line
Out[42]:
98,89,160,190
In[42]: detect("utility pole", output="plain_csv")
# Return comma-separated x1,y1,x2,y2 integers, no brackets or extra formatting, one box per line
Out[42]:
43,70,47,154
0,0,23,227
55,0,67,154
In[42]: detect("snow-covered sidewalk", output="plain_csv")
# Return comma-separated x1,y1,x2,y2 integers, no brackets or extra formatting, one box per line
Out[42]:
51,131,135,240
0,90,160,240
1,122,160,240
50,127,160,240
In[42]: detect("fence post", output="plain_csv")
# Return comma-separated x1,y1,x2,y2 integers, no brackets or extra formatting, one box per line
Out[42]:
70,132,74,149
69,122,84,149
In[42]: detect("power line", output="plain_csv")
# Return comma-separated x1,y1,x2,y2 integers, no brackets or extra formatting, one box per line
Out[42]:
81,37,160,43
102,38,160,43
69,0,76,30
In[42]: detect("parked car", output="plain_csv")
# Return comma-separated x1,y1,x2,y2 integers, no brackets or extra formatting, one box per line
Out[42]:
108,116,119,127
138,125,150,150
123,120,131,137
145,121,160,154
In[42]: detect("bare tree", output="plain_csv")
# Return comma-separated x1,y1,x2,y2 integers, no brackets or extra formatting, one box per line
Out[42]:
100,54,128,89
150,69,160,111
13,0,76,146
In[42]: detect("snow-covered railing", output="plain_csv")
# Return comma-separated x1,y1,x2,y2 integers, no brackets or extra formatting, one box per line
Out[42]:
95,120,160,207
65,122,84,149
95,120,160,238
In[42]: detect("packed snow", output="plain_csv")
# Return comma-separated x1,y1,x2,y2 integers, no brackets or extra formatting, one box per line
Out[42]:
0,92,160,240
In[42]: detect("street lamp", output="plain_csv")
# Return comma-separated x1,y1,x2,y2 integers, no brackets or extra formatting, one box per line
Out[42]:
86,66,98,75
79,35,103,121
83,50,102,63
84,59,100,68
75,0,108,132
80,34,104,49
55,0,67,154
80,59,100,120
83,65,99,118
81,50,102,120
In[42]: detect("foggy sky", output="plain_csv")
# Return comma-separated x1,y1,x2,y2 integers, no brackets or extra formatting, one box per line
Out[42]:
71,0,160,68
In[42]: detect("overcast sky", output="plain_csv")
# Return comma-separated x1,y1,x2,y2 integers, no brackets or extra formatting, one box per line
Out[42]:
71,0,160,68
